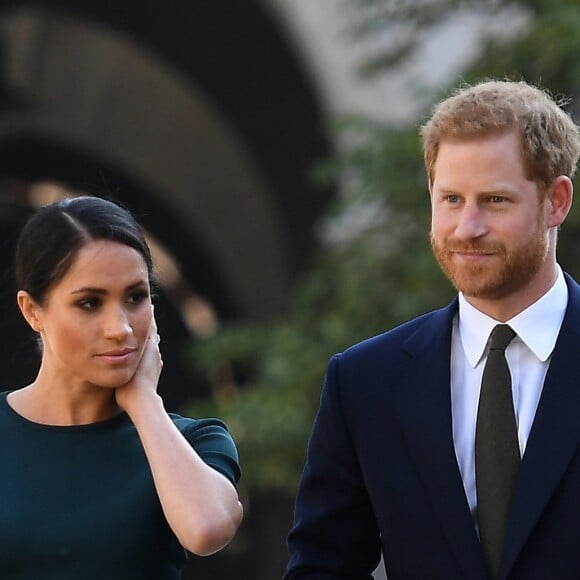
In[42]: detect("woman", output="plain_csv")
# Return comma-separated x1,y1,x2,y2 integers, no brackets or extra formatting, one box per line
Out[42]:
0,195,243,579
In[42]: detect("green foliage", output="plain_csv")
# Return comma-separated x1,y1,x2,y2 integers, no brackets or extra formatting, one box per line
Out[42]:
188,120,453,493
346,0,508,76
467,0,580,98
188,0,580,493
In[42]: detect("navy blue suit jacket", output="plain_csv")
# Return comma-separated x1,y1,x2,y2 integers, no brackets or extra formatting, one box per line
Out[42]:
285,274,580,579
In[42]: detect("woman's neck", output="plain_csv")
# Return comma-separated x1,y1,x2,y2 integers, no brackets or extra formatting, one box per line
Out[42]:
6,380,120,426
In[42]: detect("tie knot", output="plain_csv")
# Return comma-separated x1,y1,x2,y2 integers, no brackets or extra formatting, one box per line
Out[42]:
489,324,516,352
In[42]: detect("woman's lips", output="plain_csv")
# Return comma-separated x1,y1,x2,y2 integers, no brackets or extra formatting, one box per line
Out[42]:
96,348,137,363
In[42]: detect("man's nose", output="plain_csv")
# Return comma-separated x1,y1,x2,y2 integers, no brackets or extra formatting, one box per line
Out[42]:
454,203,487,239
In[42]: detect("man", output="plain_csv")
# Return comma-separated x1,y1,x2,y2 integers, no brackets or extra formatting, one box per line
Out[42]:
284,80,580,579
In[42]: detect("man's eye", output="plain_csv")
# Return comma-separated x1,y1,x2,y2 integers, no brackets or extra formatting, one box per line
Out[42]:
446,195,459,203
490,195,505,203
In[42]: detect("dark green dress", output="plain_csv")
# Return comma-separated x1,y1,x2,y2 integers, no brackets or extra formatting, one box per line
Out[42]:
0,391,240,579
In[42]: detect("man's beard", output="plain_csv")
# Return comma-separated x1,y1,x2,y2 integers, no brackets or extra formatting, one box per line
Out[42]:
430,221,549,300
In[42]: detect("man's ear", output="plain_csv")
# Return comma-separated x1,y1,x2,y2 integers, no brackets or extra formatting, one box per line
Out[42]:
546,175,573,228
17,290,43,333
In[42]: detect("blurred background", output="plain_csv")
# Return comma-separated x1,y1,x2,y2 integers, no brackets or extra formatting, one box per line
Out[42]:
0,0,577,578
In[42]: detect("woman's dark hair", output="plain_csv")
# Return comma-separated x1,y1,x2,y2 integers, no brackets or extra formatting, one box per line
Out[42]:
16,195,153,304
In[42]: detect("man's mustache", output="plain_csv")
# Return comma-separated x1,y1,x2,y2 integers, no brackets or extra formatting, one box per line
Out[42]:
443,243,505,253
430,236,505,254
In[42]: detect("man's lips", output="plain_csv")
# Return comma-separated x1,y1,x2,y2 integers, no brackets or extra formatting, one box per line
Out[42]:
452,250,495,263
452,249,495,255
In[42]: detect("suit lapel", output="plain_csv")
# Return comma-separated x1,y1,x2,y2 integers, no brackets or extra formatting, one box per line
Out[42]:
501,275,580,578
393,299,488,580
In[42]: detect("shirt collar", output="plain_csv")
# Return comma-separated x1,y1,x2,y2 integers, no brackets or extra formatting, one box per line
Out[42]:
458,267,568,367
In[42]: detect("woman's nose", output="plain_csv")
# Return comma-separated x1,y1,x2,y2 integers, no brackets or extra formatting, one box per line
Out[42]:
103,307,132,339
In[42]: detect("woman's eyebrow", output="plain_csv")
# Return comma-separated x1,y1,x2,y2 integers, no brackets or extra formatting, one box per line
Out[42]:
70,280,148,295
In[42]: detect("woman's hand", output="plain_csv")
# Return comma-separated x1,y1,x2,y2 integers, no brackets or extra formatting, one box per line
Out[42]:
115,306,163,414
114,305,243,555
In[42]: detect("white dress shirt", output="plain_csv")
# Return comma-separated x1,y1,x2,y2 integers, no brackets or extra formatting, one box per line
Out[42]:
450,267,568,523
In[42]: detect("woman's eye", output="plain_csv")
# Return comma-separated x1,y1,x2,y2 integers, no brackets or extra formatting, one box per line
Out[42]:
127,291,149,305
77,298,100,311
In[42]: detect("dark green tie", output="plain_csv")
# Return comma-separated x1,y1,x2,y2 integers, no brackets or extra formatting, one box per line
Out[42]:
475,324,519,579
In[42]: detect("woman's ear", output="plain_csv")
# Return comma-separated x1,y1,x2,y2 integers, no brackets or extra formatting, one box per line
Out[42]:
17,290,43,333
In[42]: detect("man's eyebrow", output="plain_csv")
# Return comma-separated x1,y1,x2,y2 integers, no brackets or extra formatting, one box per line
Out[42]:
436,187,513,196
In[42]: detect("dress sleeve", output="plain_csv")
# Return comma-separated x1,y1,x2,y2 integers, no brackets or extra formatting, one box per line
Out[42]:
171,415,241,486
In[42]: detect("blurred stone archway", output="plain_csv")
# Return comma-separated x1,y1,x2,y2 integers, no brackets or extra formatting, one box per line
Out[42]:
0,1,332,414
